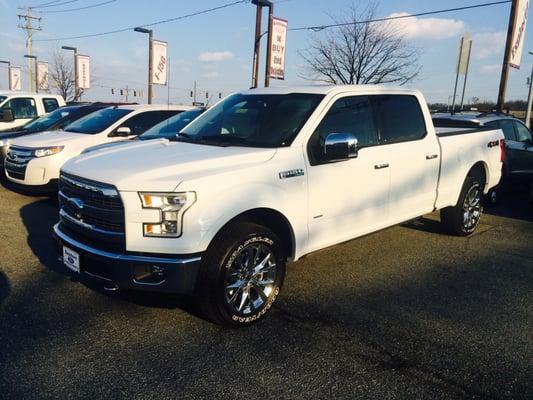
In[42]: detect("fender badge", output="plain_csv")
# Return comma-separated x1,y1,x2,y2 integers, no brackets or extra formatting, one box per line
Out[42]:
279,169,304,179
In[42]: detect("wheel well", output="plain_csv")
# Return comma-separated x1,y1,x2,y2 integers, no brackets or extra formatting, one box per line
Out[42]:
224,208,295,260
467,162,487,191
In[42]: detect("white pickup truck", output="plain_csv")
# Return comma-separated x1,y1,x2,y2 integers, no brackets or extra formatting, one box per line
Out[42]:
5,104,192,189
0,91,65,131
54,86,504,327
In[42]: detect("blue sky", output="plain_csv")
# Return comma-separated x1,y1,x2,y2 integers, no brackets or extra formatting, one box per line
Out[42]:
0,0,532,105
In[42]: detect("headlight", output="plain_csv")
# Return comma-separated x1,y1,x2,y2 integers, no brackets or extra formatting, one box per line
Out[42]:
139,192,196,237
34,146,64,158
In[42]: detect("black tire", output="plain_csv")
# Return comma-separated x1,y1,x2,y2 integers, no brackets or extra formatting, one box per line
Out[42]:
441,176,483,236
195,222,286,327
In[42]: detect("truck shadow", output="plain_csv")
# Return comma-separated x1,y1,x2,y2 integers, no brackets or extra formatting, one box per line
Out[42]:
0,271,10,305
485,184,533,222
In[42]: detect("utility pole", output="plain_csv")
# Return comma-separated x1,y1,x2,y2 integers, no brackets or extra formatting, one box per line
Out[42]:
497,0,519,114
18,7,42,92
134,27,154,104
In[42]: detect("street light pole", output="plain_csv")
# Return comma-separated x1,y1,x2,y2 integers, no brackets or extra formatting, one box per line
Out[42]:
61,46,78,100
264,1,274,87
24,54,38,93
250,0,273,88
0,60,10,90
134,27,154,104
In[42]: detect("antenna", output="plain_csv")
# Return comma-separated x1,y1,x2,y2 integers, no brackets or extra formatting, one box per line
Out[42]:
18,7,42,92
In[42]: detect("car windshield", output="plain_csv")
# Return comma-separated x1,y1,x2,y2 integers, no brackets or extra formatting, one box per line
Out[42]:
22,106,79,132
139,109,204,140
176,93,324,147
64,108,132,134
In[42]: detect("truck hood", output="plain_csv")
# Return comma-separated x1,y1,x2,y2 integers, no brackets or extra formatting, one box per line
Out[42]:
62,139,276,192
10,130,91,148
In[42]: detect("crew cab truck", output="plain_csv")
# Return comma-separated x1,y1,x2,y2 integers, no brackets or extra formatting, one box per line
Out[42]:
0,92,65,131
4,104,192,189
54,86,504,327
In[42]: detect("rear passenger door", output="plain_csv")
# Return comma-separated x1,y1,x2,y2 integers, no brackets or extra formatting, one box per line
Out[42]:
372,95,441,223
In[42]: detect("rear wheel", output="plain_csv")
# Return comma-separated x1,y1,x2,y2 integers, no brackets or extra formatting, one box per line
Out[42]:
195,222,285,327
441,176,483,236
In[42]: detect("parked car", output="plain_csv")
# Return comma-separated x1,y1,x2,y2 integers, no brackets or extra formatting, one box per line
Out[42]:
0,103,126,168
54,86,503,327
0,92,65,131
4,104,193,189
432,112,533,204
81,107,206,154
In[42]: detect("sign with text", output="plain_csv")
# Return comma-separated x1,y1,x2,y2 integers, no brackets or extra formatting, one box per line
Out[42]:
8,66,21,91
509,0,529,68
268,17,288,80
151,40,167,85
37,61,49,90
76,55,91,89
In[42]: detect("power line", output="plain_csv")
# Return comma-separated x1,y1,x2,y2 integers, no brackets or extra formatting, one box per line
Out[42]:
288,0,512,32
31,0,81,9
35,0,248,42
40,0,116,13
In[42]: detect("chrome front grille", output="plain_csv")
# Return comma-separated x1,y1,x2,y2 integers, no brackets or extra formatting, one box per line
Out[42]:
5,146,35,180
58,172,126,252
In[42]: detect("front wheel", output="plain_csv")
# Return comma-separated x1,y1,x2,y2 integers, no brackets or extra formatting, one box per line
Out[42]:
195,222,286,327
441,176,483,236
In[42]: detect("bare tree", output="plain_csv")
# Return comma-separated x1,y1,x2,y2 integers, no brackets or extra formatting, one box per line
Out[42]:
299,2,420,85
49,50,83,102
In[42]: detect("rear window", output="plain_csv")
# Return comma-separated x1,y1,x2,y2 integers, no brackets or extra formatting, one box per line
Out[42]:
64,108,132,134
43,98,60,113
374,95,426,144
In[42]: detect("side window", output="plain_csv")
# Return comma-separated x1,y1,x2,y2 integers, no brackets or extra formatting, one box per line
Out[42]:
1,98,38,119
120,111,167,135
43,98,60,113
513,121,532,143
373,95,426,144
498,120,517,141
309,96,377,165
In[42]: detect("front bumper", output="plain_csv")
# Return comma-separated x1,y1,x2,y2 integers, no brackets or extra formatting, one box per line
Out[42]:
53,223,203,294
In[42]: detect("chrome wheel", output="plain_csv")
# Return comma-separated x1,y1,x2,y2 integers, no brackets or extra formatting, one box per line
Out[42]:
224,243,277,316
462,184,482,231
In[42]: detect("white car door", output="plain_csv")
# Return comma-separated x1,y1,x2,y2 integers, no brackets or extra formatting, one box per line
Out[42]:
306,95,391,252
372,94,441,224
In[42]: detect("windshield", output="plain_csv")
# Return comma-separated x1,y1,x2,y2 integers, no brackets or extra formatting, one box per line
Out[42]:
177,93,324,147
22,106,78,132
64,108,132,134
139,109,204,140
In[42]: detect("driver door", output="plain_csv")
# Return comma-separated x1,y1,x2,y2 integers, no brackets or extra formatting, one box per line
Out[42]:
306,95,391,252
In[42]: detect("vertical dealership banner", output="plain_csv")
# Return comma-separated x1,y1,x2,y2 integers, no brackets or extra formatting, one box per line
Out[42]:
37,61,49,90
8,66,21,91
268,17,288,80
509,0,529,68
456,34,472,75
151,40,168,85
76,55,91,89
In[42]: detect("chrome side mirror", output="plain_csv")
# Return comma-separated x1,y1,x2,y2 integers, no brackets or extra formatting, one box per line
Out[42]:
113,126,132,137
324,133,358,161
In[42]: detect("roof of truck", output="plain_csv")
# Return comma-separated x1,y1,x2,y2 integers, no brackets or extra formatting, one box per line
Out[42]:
240,85,421,96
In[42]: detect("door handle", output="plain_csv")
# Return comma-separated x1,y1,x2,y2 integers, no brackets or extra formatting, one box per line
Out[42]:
374,163,389,170
426,154,439,160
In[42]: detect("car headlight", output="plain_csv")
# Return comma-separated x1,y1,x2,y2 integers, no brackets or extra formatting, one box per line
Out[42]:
139,192,196,237
33,146,64,158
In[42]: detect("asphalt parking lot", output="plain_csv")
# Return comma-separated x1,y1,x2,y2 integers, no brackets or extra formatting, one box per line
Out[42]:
0,178,531,400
